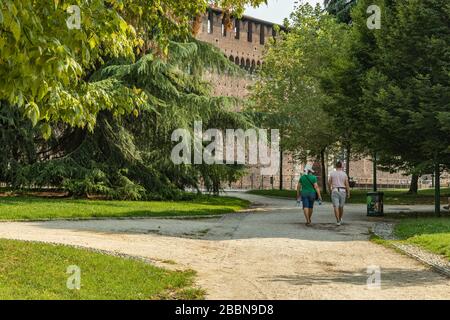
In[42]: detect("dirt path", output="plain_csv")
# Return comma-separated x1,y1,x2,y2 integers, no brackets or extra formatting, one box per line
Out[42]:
0,192,448,299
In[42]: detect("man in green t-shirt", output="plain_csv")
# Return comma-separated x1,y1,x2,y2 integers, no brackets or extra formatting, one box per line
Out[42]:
296,165,323,226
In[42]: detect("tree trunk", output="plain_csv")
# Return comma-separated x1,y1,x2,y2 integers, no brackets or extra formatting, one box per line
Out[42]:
320,149,327,194
213,184,220,196
213,178,220,196
408,174,419,194
279,148,283,190
373,152,378,192
435,162,441,217
345,145,351,177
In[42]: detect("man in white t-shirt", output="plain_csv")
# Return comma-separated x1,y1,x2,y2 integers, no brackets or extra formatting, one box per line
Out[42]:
328,161,350,226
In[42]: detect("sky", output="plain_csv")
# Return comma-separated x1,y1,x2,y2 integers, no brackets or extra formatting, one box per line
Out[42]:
245,0,323,24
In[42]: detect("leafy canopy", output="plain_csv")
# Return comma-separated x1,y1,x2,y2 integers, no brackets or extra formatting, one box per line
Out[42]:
250,4,347,161
0,0,266,129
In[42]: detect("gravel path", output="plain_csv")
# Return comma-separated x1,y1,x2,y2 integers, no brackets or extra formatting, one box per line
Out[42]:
0,192,449,300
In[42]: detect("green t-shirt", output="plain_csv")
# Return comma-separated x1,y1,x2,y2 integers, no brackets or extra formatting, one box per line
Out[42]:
300,174,318,194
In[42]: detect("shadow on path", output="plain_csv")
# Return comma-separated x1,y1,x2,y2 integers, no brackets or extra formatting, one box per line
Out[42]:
265,267,445,288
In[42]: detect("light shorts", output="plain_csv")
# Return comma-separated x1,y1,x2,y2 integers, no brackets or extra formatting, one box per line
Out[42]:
331,190,347,208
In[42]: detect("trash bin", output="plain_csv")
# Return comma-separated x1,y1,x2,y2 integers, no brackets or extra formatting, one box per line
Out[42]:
367,192,384,216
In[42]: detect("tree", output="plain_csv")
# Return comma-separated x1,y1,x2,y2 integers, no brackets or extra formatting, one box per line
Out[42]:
324,0,358,24
2,38,253,199
250,4,349,193
0,1,269,199
0,102,39,184
318,23,363,178
352,0,450,212
0,0,265,129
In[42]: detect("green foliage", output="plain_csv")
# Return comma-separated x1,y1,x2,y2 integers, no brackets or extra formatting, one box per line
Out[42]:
61,168,147,200
0,1,268,199
249,4,345,161
324,0,358,24
352,0,450,170
0,102,39,183
2,39,250,199
0,0,138,128
250,0,449,192
0,0,265,128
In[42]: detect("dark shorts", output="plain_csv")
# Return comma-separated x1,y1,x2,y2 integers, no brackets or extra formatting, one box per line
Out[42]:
301,192,317,209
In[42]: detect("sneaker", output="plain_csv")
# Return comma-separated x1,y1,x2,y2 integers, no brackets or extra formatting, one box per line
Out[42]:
340,219,344,225
336,221,341,226
444,206,449,211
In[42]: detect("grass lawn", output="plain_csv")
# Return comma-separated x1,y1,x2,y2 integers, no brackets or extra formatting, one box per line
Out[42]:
393,218,450,261
0,196,250,221
247,188,450,205
0,239,203,300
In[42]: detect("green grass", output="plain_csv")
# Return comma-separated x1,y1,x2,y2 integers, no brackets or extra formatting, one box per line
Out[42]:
247,188,450,205
0,196,250,221
0,239,204,300
393,218,450,261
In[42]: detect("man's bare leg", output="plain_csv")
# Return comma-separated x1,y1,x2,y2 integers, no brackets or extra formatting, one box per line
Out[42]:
304,208,311,224
334,207,340,223
308,208,314,224
339,207,344,221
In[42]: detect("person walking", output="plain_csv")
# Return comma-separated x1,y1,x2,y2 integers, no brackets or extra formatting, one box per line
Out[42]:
297,165,323,226
328,161,351,226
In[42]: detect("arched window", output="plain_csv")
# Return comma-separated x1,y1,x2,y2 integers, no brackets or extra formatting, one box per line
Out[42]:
250,60,256,73
240,58,245,68
235,56,240,65
246,59,251,70
229,55,234,62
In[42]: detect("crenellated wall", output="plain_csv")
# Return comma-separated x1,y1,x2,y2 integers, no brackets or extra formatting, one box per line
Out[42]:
195,8,283,99
196,8,279,66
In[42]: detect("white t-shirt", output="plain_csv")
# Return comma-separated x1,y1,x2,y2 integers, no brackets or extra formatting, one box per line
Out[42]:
329,170,348,189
